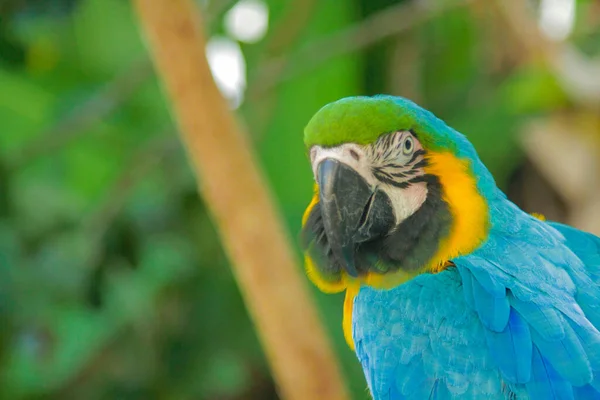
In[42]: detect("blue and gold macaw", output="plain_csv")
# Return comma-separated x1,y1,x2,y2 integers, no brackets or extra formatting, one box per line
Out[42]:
300,95,600,399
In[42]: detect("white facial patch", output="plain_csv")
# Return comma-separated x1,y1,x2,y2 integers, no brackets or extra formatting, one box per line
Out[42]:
310,144,378,187
310,132,428,226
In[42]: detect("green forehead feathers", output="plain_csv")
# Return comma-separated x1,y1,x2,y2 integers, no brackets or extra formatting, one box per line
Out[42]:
304,95,459,153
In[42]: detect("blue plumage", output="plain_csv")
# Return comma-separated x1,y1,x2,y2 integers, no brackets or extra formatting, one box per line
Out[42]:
345,97,600,399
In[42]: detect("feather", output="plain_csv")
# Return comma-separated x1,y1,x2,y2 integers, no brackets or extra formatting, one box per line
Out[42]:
526,345,574,400
563,316,600,392
468,258,506,297
579,294,600,333
573,384,600,400
508,292,565,341
531,322,592,386
566,316,600,370
444,370,469,396
394,359,431,398
471,273,510,332
484,308,532,384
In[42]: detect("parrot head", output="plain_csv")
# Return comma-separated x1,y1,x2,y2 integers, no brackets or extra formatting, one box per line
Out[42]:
300,95,494,292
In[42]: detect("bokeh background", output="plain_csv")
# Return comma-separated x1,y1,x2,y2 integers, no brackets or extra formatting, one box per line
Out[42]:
1,0,600,398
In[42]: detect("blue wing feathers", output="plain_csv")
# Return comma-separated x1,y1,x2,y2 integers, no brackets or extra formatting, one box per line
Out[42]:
530,322,592,386
573,384,600,400
551,222,600,336
467,257,506,297
508,292,565,341
471,274,510,332
563,316,600,393
577,291,600,334
565,316,600,372
484,308,532,384
526,345,574,400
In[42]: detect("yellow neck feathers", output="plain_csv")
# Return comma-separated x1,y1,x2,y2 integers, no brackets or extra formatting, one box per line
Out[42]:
423,151,490,272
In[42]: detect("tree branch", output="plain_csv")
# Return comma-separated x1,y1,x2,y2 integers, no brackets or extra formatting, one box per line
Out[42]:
132,1,349,399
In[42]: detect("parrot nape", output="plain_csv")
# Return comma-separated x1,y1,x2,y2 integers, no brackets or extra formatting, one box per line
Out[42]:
300,95,600,399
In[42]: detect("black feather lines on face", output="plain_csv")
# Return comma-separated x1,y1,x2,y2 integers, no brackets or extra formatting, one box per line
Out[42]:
368,132,426,190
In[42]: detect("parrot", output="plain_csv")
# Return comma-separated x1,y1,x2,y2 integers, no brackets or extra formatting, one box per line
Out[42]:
299,95,600,399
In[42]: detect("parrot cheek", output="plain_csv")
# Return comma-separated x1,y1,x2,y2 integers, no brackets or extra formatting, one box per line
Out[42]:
385,182,428,225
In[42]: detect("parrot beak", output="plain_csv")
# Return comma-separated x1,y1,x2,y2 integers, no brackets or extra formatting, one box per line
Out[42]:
317,158,394,277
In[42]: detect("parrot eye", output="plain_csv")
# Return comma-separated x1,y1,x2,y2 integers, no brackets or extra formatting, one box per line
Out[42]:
402,136,414,155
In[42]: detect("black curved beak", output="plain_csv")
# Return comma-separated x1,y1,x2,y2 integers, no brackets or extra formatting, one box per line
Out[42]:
317,159,394,277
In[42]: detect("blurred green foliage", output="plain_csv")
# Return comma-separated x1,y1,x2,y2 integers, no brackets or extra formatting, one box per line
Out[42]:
0,0,597,399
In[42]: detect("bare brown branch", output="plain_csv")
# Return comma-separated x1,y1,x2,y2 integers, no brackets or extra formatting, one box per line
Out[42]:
132,1,349,399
